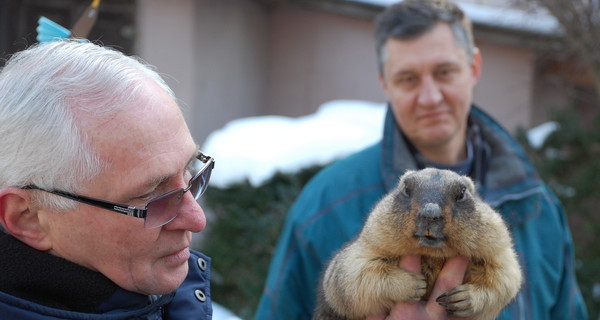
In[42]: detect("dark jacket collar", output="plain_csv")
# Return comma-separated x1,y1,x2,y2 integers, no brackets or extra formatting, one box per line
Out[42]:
0,232,125,312
380,105,419,191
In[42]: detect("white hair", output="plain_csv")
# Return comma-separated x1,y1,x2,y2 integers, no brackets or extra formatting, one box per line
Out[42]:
0,40,176,210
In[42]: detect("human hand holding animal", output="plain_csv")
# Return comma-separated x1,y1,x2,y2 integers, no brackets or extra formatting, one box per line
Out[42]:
366,255,472,320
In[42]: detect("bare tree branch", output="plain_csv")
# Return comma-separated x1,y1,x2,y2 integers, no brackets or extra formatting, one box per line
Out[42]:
514,0,600,99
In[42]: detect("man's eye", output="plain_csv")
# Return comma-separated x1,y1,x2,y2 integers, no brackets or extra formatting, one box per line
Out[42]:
183,169,194,182
400,75,416,84
436,68,456,81
393,75,418,89
138,192,155,203
185,160,201,180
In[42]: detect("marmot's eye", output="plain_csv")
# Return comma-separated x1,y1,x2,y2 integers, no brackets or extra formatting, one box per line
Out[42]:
401,185,411,197
456,187,467,201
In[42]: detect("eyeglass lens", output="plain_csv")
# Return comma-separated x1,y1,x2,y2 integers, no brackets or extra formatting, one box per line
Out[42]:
144,157,212,228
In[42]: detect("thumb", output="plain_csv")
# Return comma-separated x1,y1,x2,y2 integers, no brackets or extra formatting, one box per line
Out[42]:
425,255,469,319
430,255,469,300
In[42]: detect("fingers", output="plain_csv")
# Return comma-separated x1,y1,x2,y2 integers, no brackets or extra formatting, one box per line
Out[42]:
427,255,469,319
387,255,425,320
431,255,469,298
372,255,470,320
399,254,421,273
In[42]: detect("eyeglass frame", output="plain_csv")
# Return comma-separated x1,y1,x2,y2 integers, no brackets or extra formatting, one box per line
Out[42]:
21,151,215,228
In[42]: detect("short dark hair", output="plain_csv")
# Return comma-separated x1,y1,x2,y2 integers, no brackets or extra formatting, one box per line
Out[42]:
374,0,474,75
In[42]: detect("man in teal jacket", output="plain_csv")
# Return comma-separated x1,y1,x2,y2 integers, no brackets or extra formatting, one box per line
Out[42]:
255,0,588,319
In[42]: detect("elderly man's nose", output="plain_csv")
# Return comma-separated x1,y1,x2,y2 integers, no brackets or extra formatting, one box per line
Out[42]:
165,192,206,232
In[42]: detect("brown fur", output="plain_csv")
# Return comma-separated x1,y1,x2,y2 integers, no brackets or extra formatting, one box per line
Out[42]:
313,168,522,320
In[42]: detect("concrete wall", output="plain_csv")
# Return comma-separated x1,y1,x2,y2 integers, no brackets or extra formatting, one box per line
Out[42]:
136,0,268,144
265,5,384,117
136,0,197,128
473,40,535,131
191,0,268,141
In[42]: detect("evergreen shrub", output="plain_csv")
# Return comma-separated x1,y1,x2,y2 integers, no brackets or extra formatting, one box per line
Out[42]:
196,165,324,319
517,109,600,318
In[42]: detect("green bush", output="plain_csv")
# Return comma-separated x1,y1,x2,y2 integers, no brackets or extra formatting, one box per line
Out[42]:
517,109,600,318
195,165,323,319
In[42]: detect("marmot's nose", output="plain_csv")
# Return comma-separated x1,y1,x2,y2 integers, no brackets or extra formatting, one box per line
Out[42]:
414,202,446,247
418,203,442,221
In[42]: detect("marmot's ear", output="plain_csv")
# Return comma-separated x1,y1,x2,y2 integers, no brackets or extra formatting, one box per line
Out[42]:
0,188,52,251
398,170,414,184
402,169,415,178
462,175,476,192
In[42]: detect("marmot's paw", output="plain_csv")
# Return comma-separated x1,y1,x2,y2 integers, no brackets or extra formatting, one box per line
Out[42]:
435,284,477,317
406,273,428,301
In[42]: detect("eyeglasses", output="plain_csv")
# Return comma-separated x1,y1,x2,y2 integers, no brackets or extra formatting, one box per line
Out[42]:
22,152,215,229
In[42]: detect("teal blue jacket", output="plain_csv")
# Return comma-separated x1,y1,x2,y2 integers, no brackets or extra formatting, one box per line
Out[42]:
255,106,588,320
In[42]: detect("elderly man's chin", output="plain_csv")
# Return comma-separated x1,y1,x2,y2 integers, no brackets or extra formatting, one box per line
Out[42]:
131,262,190,295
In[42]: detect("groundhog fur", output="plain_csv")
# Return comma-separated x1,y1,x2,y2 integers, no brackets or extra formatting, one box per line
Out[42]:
313,168,521,320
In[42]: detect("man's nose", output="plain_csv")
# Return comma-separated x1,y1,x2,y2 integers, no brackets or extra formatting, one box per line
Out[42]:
417,76,443,107
165,191,206,232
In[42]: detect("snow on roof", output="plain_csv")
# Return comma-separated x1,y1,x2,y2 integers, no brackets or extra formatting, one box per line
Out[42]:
201,100,386,188
346,0,560,35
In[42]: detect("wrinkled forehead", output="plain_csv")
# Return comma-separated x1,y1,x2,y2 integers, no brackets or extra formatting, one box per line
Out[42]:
80,96,195,199
87,83,191,172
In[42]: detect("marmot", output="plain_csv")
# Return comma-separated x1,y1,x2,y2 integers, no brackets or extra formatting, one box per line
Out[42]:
313,168,522,320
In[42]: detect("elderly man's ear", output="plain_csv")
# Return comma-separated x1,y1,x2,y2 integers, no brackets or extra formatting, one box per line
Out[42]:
0,188,52,251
